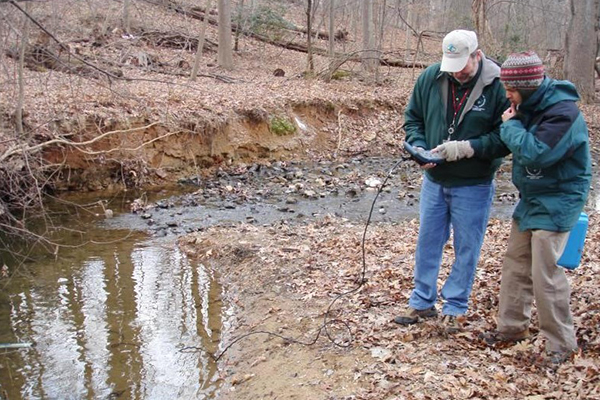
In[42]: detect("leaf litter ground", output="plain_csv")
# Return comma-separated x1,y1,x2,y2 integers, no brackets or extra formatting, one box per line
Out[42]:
179,208,600,400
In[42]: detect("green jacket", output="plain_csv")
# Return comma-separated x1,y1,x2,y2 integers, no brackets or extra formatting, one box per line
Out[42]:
403,55,510,187
501,78,591,232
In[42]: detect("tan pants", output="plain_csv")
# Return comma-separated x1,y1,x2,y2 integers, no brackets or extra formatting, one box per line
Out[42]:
497,219,577,352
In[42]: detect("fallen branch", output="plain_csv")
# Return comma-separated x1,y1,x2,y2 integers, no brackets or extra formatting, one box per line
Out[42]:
0,343,32,349
319,50,427,81
138,29,218,51
0,122,161,163
69,129,182,156
143,67,238,83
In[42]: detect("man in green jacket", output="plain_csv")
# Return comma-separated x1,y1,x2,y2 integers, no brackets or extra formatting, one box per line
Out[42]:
481,51,591,364
396,30,509,332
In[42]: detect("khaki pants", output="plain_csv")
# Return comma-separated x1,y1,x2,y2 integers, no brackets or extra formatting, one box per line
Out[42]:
497,219,577,352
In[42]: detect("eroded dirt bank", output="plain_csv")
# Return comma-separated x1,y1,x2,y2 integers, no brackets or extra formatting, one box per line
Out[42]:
42,99,408,192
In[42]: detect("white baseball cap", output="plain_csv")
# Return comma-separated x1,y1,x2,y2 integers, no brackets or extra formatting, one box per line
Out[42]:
440,30,478,72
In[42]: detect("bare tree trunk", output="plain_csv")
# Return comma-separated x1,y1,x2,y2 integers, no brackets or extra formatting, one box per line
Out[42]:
361,0,377,74
472,0,488,48
564,0,599,103
378,0,386,55
340,0,351,53
307,0,314,72
499,0,514,54
16,16,29,138
405,0,412,60
217,0,234,69
123,0,131,33
234,0,244,51
191,0,213,81
376,0,387,83
472,0,482,40
328,0,335,56
351,0,359,42
312,0,325,41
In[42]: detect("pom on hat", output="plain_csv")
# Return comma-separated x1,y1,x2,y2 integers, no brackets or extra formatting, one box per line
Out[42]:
500,51,544,89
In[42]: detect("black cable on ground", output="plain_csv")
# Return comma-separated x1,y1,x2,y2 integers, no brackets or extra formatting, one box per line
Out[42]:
183,157,410,362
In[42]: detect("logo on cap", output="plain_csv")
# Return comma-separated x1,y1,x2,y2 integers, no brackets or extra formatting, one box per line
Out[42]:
446,44,457,53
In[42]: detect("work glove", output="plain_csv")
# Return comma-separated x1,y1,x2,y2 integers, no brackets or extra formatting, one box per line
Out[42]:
433,140,474,162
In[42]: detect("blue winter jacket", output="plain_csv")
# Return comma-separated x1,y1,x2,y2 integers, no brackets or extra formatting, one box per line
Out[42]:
501,78,591,232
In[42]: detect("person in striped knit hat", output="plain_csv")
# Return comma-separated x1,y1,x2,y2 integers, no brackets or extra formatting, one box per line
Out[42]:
481,51,591,365
499,50,545,103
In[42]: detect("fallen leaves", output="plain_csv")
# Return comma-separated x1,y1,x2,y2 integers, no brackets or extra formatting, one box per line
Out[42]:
179,212,600,399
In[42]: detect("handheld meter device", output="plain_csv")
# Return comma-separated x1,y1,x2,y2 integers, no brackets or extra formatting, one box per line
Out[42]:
403,142,445,165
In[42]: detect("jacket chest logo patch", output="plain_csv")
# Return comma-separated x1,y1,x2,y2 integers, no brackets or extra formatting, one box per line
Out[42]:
472,95,486,111
525,167,544,180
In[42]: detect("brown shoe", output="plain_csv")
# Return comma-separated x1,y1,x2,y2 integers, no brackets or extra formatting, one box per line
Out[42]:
479,329,531,346
442,314,463,334
393,306,437,325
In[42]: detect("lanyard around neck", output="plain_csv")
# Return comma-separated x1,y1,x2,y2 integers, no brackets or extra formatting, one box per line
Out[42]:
448,83,470,138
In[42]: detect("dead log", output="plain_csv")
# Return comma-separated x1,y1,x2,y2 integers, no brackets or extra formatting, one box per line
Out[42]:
283,26,348,42
417,31,445,39
144,68,236,83
142,0,346,42
137,29,217,52
5,44,123,78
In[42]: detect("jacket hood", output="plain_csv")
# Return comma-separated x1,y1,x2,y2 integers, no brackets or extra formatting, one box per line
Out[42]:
520,77,580,112
479,54,501,85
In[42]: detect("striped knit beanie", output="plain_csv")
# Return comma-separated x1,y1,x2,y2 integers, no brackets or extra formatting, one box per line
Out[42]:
500,51,544,89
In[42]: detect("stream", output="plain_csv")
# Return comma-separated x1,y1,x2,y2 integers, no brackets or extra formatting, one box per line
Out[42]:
0,188,226,399
0,155,595,399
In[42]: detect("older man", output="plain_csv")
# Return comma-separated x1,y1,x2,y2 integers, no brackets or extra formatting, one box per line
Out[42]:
397,30,510,332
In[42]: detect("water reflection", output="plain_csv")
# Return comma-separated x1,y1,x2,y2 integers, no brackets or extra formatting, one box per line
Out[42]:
1,220,223,399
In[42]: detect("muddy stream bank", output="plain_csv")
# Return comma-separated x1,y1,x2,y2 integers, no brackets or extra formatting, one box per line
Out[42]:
0,154,571,399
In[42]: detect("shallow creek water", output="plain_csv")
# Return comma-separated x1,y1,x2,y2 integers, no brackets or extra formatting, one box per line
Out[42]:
0,189,228,399
0,156,595,399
